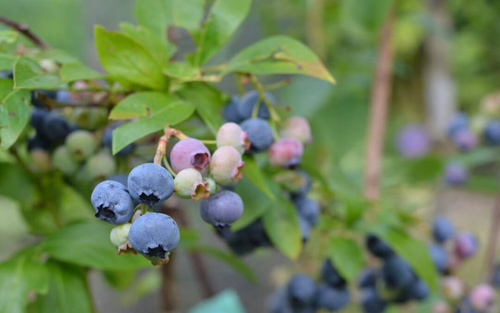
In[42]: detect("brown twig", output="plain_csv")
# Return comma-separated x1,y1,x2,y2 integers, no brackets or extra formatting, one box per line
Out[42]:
485,190,500,282
363,11,394,201
0,16,49,49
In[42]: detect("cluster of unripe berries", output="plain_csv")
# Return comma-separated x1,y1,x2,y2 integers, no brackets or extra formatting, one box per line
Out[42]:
269,259,350,313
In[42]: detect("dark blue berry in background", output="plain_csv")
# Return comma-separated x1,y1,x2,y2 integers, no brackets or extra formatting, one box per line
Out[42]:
365,234,394,259
321,259,346,288
236,90,275,120
433,216,456,243
223,96,242,123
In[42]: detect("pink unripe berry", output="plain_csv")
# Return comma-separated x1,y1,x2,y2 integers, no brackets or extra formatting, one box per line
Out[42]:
441,276,465,301
174,168,209,200
281,116,312,144
216,122,250,155
210,146,244,186
268,138,304,168
170,138,211,174
470,284,496,311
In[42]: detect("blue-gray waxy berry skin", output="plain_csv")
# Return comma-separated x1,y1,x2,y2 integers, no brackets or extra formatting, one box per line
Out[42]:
128,212,180,259
199,190,244,228
223,96,242,123
381,256,413,289
127,163,174,207
91,180,134,224
236,90,275,120
315,284,350,311
293,196,320,227
287,274,317,305
433,216,455,243
240,118,274,153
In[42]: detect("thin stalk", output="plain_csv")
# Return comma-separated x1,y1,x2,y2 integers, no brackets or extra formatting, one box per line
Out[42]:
485,190,500,282
0,16,49,49
199,140,217,145
162,155,176,177
248,74,281,140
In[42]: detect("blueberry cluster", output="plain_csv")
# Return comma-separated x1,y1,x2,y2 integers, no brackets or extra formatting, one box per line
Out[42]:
269,259,349,313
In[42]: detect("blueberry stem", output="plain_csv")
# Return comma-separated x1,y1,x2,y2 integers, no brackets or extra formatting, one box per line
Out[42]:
0,16,49,49
162,155,177,177
263,79,291,91
199,140,216,145
248,74,281,141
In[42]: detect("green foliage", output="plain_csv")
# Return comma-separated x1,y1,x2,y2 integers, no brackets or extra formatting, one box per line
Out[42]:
0,79,31,149
328,236,365,282
13,58,63,89
59,62,102,82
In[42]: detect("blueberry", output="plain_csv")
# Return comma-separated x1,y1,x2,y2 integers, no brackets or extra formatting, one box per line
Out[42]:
52,146,79,175
454,232,478,259
128,212,180,259
30,108,49,133
216,122,250,155
223,96,242,123
128,163,175,207
293,195,320,227
493,264,500,288
469,284,496,312
91,180,135,224
236,90,275,120
360,287,387,313
66,130,96,161
55,90,74,103
381,256,413,289
268,138,304,168
102,124,135,156
396,124,431,159
321,259,346,288
27,135,49,152
286,274,317,306
268,289,293,313
170,138,211,173
40,111,71,143
107,173,129,187
452,128,477,151
224,218,271,255
433,216,456,243
448,112,469,137
444,162,468,186
174,168,209,200
358,268,377,288
484,119,500,145
298,216,310,243
365,234,394,259
240,118,275,153
429,244,449,274
281,116,313,145
209,146,244,186
110,223,132,248
199,190,244,228
407,279,430,301
315,284,350,311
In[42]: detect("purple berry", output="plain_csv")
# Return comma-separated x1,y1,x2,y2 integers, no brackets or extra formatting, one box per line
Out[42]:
396,124,431,159
199,190,244,228
210,146,244,186
454,232,478,259
170,138,211,173
268,138,304,168
128,163,175,207
469,284,496,311
452,128,477,151
91,180,134,224
444,162,468,186
240,118,275,153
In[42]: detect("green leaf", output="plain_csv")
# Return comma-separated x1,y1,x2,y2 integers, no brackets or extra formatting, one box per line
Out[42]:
0,162,36,205
223,35,335,84
190,0,251,65
188,290,246,313
0,30,20,44
27,262,92,313
262,196,302,260
163,62,200,79
120,23,175,66
177,82,225,135
59,62,102,82
327,236,365,281
134,0,204,39
185,244,256,283
110,92,195,154
13,58,63,89
242,156,275,200
42,221,152,270
375,227,439,292
0,249,49,313
94,25,167,90
0,54,16,71
102,270,136,290
35,50,79,64
0,79,31,149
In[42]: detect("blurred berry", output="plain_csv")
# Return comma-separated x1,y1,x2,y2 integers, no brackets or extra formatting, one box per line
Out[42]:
485,119,500,145
85,151,117,180
396,124,431,159
52,146,79,175
223,96,242,123
280,116,312,144
237,90,275,120
365,234,394,259
444,162,468,186
433,216,456,243
268,138,304,168
66,130,96,161
452,128,477,151
454,232,478,259
321,259,346,288
448,112,469,138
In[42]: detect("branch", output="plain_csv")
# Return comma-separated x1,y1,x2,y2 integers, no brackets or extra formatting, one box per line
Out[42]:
0,16,49,49
363,11,394,201
485,190,500,283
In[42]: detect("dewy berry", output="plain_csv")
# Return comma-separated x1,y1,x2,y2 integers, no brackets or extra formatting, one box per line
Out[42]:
128,163,174,207
433,216,456,243
223,96,242,123
170,138,211,173
236,90,275,120
280,116,313,145
65,130,96,161
268,138,304,168
110,223,132,248
209,146,244,186
240,118,275,153
174,168,209,200
216,122,250,155
91,180,135,224
396,124,431,159
199,190,244,228
128,212,180,259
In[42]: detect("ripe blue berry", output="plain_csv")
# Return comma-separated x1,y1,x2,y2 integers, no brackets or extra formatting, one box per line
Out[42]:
223,96,242,123
321,259,346,288
444,162,468,186
293,195,320,227
240,118,274,153
286,274,317,306
381,256,413,289
210,146,244,186
484,120,500,145
365,234,394,259
91,180,134,224
41,111,72,143
268,138,304,168
27,135,49,152
216,122,250,155
448,112,469,137
396,125,431,159
298,217,310,243
199,190,244,228
452,128,477,151
237,90,275,120
268,290,293,313
281,116,312,145
30,108,49,133
174,168,209,200
429,244,449,273
407,279,430,301
358,268,377,288
315,284,350,311
128,163,175,207
128,212,180,259
360,288,387,313
454,232,478,259
433,216,456,243
170,138,211,173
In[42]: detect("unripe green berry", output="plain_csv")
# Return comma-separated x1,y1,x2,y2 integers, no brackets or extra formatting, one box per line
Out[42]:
210,146,244,186
174,168,209,200
52,146,79,174
66,130,96,161
204,177,217,194
29,149,51,173
85,150,116,180
110,223,132,247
